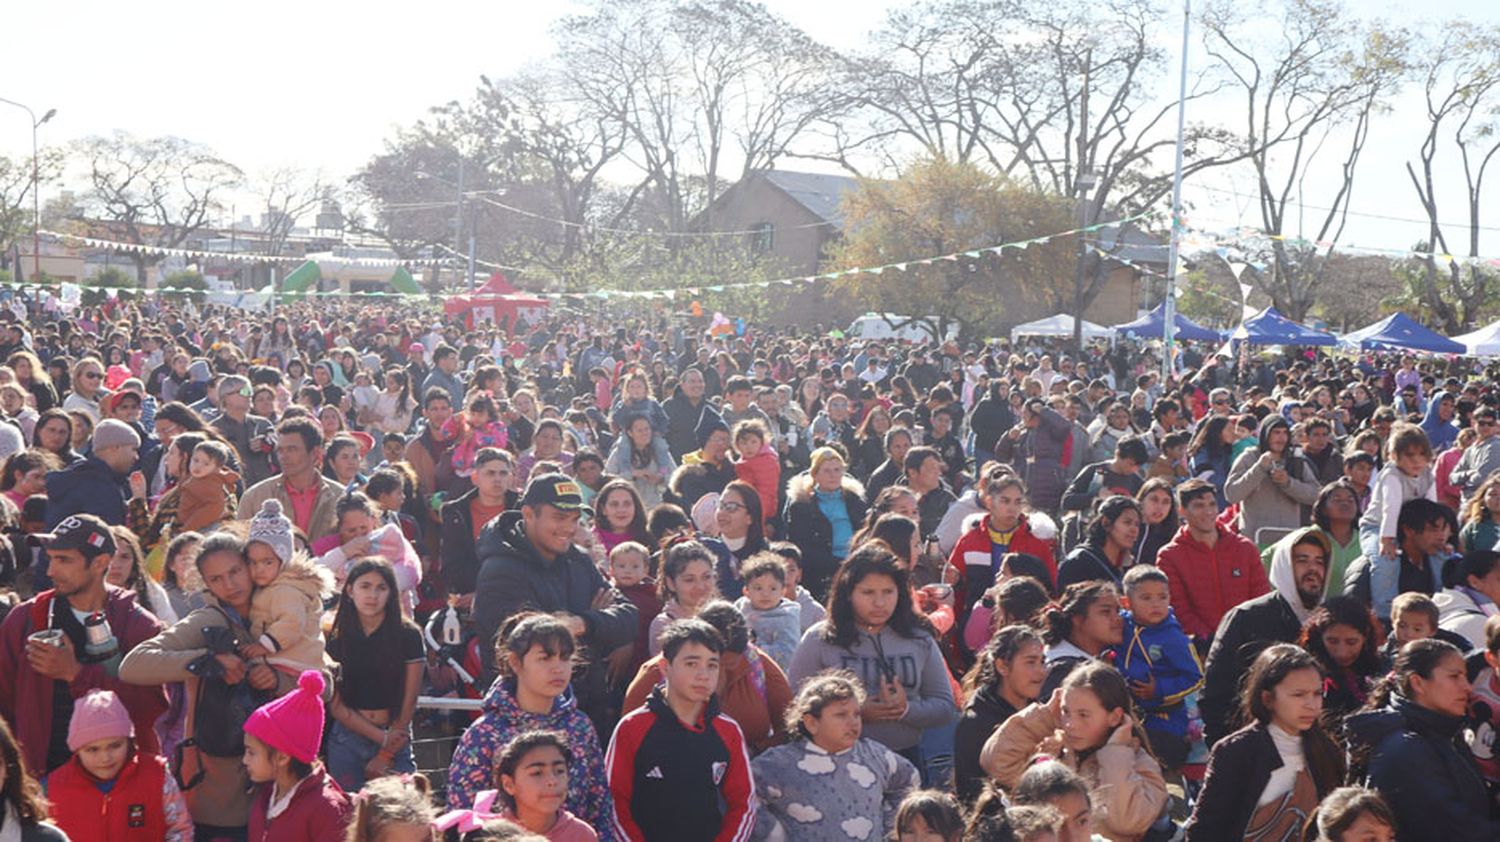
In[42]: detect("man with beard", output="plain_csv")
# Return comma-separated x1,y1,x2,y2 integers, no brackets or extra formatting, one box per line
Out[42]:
1198,527,1329,746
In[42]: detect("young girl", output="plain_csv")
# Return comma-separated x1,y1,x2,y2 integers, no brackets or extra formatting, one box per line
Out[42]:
731,420,779,526
893,790,965,842
1185,644,1345,841
1358,423,1437,617
325,559,424,792
343,773,437,842
243,670,352,841
1311,787,1397,842
751,670,919,840
173,439,240,533
955,625,1046,802
1039,581,1125,697
646,540,720,657
0,448,56,511
590,480,650,556
1458,472,1500,553
447,392,510,479
43,690,193,841
982,661,1169,842
445,613,613,839
609,371,670,457
492,731,597,841
606,541,660,688
242,498,335,678
1298,597,1383,719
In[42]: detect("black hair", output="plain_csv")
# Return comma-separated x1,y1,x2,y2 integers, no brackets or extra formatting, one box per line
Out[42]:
696,600,750,654
364,468,404,501
738,552,786,586
1042,581,1118,646
1084,495,1141,553
276,416,324,453
1441,549,1500,590
1396,497,1450,542
421,386,452,409
495,611,576,678
893,790,965,840
329,558,417,719
1011,760,1091,809
962,623,1044,697
1236,644,1345,790
1115,435,1149,466
657,540,718,604
822,543,932,648
1314,787,1396,841
784,669,865,740
1366,638,1465,710
493,730,571,813
658,617,724,661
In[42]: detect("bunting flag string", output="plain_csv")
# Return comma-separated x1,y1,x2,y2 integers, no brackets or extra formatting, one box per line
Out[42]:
36,230,435,268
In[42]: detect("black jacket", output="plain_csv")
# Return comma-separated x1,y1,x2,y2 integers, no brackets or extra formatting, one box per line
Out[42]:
665,458,737,514
1184,722,1339,841
969,392,1015,456
472,511,638,724
43,454,129,529
438,488,516,595
662,391,711,460
1344,696,1500,841
954,685,1020,803
783,484,868,601
1199,591,1303,746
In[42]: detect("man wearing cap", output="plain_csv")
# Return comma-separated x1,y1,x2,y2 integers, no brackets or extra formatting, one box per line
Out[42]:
43,418,146,530
666,409,736,513
472,474,637,729
212,373,275,486
0,515,168,774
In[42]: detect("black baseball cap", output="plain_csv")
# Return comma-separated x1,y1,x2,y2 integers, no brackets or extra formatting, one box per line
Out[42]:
520,474,589,513
32,514,116,556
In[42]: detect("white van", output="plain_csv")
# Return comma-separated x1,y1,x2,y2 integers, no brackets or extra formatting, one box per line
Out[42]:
845,313,958,344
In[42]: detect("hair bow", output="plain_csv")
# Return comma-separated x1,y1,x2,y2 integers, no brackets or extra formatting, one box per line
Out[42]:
431,789,504,833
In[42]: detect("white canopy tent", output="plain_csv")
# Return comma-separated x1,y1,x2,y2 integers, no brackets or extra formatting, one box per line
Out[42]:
1009,314,1115,343
1454,320,1500,356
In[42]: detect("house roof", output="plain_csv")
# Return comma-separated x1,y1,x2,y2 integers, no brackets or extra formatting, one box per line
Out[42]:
761,170,860,227
1094,223,1168,265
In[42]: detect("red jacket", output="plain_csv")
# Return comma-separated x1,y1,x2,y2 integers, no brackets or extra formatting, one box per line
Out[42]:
948,513,1058,611
1155,524,1270,640
46,750,168,841
0,586,167,774
248,765,351,842
733,446,781,525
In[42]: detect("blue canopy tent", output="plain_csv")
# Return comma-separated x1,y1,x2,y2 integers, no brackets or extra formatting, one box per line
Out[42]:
1339,311,1464,354
1232,307,1338,346
1114,303,1223,342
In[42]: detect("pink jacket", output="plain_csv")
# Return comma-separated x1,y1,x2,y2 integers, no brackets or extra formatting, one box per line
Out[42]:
733,445,781,524
0,586,168,775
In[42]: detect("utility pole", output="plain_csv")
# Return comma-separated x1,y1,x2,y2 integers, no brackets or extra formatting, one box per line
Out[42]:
1072,49,1092,352
1162,0,1192,384
0,97,56,281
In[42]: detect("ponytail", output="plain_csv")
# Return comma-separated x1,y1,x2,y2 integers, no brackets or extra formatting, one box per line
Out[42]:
1042,581,1116,647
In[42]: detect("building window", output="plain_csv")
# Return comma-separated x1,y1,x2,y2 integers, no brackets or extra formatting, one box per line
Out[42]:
749,222,774,255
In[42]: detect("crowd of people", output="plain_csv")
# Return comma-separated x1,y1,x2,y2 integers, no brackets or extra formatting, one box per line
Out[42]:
0,293,1497,841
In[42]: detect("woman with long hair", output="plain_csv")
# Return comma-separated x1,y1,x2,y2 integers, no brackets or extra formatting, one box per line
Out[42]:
0,449,57,511
954,625,1046,802
1298,596,1384,719
1133,478,1178,566
325,558,423,792
787,544,957,761
591,479,651,556
6,349,56,412
1345,639,1497,840
861,512,955,637
1056,495,1142,591
29,408,79,465
106,525,176,624
62,356,107,421
851,405,894,481
515,418,574,488
646,540,720,657
1460,472,1500,553
1185,644,1346,840
0,715,65,841
700,480,767,600
1188,415,1237,506
159,532,205,620
1038,581,1125,697
606,415,675,507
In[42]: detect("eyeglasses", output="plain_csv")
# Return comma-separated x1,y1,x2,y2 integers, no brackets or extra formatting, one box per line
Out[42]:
718,500,746,514
81,371,102,380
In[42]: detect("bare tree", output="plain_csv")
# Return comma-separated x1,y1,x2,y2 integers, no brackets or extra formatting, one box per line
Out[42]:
0,149,63,277
1201,0,1409,320
72,132,242,285
1403,21,1500,333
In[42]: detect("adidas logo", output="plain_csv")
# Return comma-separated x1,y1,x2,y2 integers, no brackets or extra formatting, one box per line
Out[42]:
646,767,664,779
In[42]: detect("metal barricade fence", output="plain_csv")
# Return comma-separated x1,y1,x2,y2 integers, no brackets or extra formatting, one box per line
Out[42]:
411,695,485,801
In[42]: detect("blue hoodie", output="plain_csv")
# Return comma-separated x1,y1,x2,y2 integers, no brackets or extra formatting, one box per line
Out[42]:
1420,391,1458,452
1109,608,1204,738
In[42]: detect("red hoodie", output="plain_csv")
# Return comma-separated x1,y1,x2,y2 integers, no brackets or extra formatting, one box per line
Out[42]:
1155,523,1270,640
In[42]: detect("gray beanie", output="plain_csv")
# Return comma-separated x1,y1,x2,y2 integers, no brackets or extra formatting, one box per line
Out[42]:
92,419,141,453
247,498,295,564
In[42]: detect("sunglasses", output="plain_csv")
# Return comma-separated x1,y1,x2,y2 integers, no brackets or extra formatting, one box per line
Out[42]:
81,371,102,380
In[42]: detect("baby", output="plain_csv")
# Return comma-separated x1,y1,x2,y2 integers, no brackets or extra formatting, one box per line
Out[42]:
733,553,801,670
241,499,334,677
174,440,240,533
609,541,662,685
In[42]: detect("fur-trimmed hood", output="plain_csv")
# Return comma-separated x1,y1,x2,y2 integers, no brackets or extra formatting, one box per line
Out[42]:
785,470,866,505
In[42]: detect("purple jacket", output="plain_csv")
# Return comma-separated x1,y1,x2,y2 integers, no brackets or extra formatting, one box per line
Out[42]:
0,585,168,774
447,677,615,841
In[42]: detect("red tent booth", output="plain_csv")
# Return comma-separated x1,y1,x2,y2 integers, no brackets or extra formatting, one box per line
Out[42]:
444,273,549,330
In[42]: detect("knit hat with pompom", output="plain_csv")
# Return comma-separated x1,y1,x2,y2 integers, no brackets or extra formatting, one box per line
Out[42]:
243,670,326,763
247,498,295,565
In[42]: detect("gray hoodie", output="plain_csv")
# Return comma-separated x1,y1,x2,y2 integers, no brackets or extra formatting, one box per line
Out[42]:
787,621,956,750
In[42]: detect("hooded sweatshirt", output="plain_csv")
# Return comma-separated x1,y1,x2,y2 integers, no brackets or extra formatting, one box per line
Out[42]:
1109,608,1203,739
786,622,956,751
1266,527,1332,626
1224,415,1320,545
445,679,615,841
1420,391,1458,452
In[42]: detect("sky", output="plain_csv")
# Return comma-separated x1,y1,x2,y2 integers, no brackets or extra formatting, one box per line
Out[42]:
2,0,1497,259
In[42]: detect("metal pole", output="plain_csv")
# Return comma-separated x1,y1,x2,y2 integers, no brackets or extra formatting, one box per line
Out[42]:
454,158,465,292
467,228,477,292
1161,0,1191,385
0,98,52,281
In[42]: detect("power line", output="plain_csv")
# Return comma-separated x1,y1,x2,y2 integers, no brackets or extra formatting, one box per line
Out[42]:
1187,183,1500,234
471,193,837,238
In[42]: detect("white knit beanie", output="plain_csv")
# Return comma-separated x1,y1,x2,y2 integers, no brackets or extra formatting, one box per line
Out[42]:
248,498,295,564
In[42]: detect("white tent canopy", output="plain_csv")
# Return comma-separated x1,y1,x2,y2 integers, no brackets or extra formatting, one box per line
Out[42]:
1009,314,1115,343
1454,320,1500,356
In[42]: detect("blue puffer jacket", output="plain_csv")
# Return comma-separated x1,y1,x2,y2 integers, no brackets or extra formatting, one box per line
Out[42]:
44,453,129,528
1109,608,1203,738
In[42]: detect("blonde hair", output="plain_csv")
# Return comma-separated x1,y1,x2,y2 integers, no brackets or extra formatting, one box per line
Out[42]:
343,774,435,842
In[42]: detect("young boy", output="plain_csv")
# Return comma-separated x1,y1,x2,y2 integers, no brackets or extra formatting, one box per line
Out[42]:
1148,430,1192,484
1110,565,1204,771
607,619,755,842
772,541,824,632
609,541,662,683
1379,592,1440,668
732,553,801,670
1467,614,1500,790
381,432,407,466
1343,451,1376,514
926,406,967,492
174,440,240,533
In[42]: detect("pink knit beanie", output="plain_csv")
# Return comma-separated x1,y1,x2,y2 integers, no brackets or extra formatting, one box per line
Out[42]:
68,690,134,752
243,670,327,763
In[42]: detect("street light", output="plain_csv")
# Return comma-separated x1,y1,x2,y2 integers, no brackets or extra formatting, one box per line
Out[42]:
415,163,475,292
0,97,56,281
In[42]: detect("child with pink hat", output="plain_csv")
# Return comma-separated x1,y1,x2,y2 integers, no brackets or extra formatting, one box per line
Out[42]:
242,670,351,841
43,689,193,841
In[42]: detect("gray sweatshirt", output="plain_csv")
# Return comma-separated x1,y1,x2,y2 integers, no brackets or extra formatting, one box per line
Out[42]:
787,621,957,750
